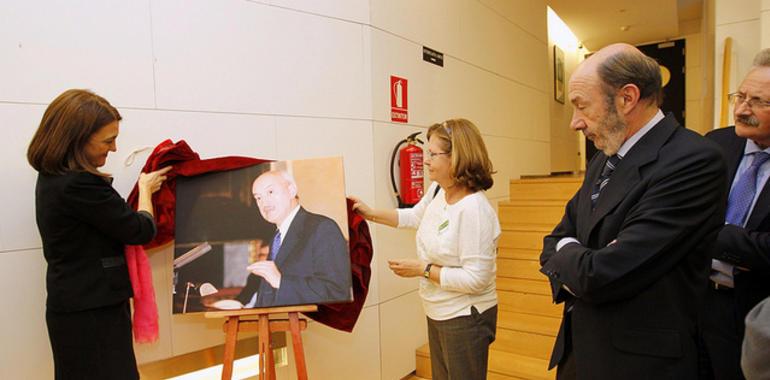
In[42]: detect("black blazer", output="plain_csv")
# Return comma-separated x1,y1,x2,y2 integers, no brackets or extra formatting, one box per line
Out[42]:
539,114,727,379
706,127,770,320
237,207,351,307
35,171,156,312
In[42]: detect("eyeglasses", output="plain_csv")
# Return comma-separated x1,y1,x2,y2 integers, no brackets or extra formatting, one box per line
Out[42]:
729,93,770,111
427,151,450,159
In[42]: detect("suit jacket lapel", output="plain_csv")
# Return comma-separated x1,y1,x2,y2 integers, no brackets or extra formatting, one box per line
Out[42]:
273,207,306,267
584,114,680,237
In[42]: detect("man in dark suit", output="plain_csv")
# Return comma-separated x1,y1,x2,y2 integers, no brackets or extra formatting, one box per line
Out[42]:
539,43,727,379
237,170,351,307
701,48,770,380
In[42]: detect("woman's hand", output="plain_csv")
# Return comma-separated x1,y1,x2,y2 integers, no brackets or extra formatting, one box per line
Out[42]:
139,166,172,194
349,196,372,218
388,259,426,278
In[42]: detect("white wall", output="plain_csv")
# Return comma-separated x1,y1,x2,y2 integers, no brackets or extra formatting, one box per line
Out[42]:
0,1,549,379
713,0,761,129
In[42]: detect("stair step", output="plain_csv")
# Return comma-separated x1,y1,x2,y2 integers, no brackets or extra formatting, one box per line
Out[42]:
499,204,566,226
497,277,551,296
498,258,546,281
499,230,547,251
498,290,562,318
492,328,555,360
497,311,561,337
509,179,581,202
489,349,556,380
498,247,542,261
416,344,431,379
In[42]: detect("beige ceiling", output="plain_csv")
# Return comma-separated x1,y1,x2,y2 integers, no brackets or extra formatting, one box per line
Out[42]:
547,0,702,51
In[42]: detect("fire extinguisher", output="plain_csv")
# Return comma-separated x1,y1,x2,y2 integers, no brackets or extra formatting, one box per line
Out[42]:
390,132,424,208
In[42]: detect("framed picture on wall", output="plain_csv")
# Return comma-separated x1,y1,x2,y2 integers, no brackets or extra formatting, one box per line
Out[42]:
554,45,565,104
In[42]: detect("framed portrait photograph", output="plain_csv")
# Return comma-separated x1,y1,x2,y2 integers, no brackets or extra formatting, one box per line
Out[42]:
172,156,352,313
554,45,565,104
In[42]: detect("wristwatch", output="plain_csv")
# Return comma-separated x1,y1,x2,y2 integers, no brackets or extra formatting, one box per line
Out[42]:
423,263,433,279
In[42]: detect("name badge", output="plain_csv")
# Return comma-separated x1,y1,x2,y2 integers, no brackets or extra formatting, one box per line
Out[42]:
438,219,449,233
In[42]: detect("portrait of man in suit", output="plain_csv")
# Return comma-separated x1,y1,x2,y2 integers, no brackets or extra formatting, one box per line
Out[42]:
539,43,727,379
236,168,352,308
701,48,770,380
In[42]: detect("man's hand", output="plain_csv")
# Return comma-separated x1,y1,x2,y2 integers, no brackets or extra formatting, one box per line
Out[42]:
247,261,282,288
388,259,425,278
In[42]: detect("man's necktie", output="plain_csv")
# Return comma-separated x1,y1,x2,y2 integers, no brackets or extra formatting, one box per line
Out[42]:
725,152,770,226
591,154,622,209
269,231,282,260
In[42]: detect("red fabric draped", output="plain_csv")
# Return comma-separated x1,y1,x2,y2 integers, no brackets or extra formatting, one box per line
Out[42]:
125,139,372,340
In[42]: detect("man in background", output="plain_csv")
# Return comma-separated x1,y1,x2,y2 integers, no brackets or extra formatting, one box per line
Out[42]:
701,48,770,380
539,43,726,379
237,170,351,307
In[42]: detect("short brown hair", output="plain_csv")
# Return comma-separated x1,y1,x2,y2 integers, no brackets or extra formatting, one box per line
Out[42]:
27,89,121,176
598,49,663,106
427,118,495,192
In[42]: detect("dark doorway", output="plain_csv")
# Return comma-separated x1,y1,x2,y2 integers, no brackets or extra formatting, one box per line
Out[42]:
584,39,686,165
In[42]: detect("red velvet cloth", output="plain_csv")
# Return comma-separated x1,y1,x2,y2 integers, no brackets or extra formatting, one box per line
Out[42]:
126,139,372,334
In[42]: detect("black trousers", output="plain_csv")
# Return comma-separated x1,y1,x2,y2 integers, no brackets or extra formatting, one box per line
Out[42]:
46,300,139,380
427,305,497,380
699,286,745,380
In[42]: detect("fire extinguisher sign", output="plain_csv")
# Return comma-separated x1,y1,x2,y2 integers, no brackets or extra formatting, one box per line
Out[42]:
390,75,408,123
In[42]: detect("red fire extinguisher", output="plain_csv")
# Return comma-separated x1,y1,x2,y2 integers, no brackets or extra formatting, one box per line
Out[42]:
390,132,424,208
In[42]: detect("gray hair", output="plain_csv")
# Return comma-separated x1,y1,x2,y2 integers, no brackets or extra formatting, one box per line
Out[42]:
753,48,770,67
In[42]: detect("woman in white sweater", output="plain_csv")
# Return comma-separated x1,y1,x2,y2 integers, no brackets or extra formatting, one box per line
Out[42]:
352,118,500,380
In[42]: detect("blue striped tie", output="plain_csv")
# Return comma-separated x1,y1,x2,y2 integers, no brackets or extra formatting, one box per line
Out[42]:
726,152,770,226
591,154,622,209
269,231,282,260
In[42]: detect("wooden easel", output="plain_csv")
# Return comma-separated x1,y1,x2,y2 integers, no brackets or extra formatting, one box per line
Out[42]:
205,305,318,380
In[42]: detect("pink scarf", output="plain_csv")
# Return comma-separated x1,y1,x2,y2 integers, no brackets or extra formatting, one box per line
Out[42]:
125,245,159,343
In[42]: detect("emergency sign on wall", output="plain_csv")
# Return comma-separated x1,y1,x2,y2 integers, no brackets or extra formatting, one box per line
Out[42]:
390,75,408,123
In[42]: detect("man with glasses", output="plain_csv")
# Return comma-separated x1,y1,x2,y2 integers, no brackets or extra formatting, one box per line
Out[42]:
701,48,770,380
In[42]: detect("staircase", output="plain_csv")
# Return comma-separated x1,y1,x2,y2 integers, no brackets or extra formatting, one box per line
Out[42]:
414,176,582,380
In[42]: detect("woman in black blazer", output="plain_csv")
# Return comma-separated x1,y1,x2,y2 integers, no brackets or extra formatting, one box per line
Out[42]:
27,89,170,380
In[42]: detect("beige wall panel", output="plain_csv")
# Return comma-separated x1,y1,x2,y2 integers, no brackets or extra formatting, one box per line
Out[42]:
0,0,155,107
713,19,760,128
0,250,52,379
0,104,43,251
549,138,580,173
266,0,370,24
478,0,547,44
686,99,705,133
372,122,424,301
379,291,429,380
686,66,703,102
370,0,462,55
686,34,703,69
716,0,761,24
485,137,551,201
288,305,381,379
152,0,368,119
369,23,548,144
459,0,549,91
104,109,278,197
